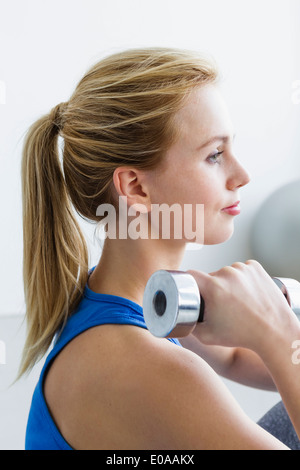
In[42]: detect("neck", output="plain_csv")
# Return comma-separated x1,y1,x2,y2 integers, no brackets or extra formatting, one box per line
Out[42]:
88,237,187,307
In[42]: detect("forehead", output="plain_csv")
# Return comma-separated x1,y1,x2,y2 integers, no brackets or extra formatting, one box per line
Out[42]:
173,84,234,143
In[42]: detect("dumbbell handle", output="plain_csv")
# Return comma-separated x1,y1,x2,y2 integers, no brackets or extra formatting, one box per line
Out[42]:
143,271,300,338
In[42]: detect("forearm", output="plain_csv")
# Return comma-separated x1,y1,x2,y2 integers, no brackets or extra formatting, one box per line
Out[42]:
259,328,300,439
183,334,277,390
228,347,277,391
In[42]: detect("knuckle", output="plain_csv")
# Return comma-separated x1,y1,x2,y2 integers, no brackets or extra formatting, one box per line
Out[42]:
245,259,263,270
231,261,246,270
245,259,259,266
218,265,234,277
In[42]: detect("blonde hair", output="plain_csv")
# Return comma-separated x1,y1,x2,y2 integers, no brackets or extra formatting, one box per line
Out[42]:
20,47,219,376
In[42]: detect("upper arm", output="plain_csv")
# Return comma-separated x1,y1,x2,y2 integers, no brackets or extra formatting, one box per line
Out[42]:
45,325,287,450
129,340,287,450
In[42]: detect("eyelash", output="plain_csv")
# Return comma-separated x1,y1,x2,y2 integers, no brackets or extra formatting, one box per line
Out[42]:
207,151,224,164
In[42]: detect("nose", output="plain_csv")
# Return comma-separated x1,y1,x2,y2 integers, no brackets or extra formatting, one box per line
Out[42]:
226,157,251,191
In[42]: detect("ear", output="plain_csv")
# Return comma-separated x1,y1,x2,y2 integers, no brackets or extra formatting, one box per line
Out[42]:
112,167,151,213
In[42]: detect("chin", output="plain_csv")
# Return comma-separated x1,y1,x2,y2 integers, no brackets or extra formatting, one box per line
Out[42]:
203,228,234,245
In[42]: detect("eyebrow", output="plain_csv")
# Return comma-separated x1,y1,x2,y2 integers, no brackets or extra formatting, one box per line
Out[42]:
197,133,236,151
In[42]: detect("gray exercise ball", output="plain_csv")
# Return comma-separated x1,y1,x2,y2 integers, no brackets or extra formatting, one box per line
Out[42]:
250,180,300,281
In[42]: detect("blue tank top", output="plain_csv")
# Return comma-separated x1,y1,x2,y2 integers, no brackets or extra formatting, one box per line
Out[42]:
25,269,181,450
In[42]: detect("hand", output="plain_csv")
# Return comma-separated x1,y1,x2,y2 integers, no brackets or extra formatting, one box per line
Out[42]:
187,260,296,354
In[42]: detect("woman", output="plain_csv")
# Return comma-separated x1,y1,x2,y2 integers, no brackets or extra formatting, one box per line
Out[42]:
21,48,300,450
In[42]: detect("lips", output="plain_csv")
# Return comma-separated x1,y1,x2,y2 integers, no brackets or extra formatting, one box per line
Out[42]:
221,201,241,215
223,201,240,210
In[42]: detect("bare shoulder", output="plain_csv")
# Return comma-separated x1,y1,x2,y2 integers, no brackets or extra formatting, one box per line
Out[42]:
44,324,287,450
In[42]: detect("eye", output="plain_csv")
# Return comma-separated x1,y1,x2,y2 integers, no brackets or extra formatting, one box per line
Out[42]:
207,151,224,164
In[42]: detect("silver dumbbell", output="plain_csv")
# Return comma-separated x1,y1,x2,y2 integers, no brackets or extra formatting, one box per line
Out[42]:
143,270,300,338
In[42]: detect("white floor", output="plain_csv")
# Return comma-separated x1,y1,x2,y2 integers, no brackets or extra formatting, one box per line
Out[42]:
0,314,280,450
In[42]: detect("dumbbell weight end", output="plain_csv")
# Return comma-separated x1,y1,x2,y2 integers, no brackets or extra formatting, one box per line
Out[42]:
143,270,204,338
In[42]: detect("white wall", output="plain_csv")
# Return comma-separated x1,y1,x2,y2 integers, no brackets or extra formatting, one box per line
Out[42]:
0,0,299,449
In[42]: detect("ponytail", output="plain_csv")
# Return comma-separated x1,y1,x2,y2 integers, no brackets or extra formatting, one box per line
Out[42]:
19,103,89,377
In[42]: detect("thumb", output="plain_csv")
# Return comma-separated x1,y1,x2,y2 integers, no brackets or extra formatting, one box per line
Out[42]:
186,269,216,344
186,269,211,322
186,269,212,299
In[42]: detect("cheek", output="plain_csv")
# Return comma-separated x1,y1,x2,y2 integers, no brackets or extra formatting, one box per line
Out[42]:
194,180,219,208
150,160,221,208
